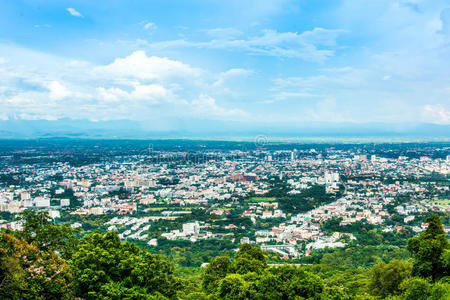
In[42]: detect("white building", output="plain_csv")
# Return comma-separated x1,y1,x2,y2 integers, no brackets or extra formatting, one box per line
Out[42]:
60,199,70,207
183,222,200,235
35,197,50,207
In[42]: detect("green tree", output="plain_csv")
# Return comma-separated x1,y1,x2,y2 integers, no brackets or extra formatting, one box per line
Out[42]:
399,277,431,300
250,272,283,299
369,259,412,297
183,291,209,300
16,210,78,259
287,271,324,300
70,231,177,299
235,256,267,275
202,256,235,293
441,249,450,271
234,243,267,275
407,216,449,280
270,265,324,299
0,232,74,299
323,286,351,300
217,274,249,300
429,281,450,300
235,243,266,262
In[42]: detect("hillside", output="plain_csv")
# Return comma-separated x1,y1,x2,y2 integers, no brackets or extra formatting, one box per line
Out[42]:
0,211,448,299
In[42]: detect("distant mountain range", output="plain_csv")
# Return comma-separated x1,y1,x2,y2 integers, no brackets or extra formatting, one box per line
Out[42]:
0,118,449,140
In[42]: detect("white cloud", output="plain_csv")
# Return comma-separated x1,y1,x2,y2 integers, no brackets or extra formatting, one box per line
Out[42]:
34,24,52,28
301,97,353,123
299,27,344,47
272,67,368,93
0,46,248,122
95,50,202,81
47,81,72,100
97,84,172,104
96,87,129,102
143,22,157,30
205,28,243,39
213,68,252,87
17,113,59,121
142,27,345,62
274,91,320,101
66,60,90,68
422,104,450,124
190,94,247,118
66,8,83,18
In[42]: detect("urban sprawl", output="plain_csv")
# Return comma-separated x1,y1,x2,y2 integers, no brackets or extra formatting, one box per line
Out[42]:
0,141,449,262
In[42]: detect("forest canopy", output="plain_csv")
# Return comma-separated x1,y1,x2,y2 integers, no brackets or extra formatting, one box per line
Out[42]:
0,211,449,299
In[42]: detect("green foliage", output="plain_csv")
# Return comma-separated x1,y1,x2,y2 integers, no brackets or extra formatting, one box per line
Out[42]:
429,281,450,300
442,249,450,271
217,274,249,299
173,266,202,285
234,243,267,274
235,243,266,262
369,259,412,297
148,238,235,267
248,272,283,299
308,245,410,268
399,277,432,300
277,185,337,213
1,211,448,300
286,270,324,299
323,286,351,300
317,266,370,297
183,291,209,300
15,210,78,259
201,244,326,299
70,231,178,299
202,256,235,292
407,215,449,280
0,232,74,299
353,293,378,300
212,265,326,300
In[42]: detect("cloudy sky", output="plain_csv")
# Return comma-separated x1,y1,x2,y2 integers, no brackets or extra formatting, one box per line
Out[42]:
1,0,449,130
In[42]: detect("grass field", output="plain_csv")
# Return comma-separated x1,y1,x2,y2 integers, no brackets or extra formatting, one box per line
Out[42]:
246,197,277,202
143,207,165,211
143,207,192,211
430,199,450,205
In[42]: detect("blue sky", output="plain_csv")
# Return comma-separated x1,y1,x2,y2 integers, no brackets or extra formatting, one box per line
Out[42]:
0,0,449,130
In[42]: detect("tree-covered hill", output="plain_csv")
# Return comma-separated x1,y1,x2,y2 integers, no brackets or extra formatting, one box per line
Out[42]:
0,211,449,299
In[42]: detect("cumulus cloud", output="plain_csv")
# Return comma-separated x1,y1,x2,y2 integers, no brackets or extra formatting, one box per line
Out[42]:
47,81,72,100
0,47,247,121
66,8,83,18
95,50,202,81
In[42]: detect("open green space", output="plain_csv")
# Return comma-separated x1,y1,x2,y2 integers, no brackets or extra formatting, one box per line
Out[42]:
430,199,450,206
246,196,277,202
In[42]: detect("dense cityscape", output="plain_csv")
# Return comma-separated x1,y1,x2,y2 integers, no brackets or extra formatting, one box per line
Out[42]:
1,140,448,263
